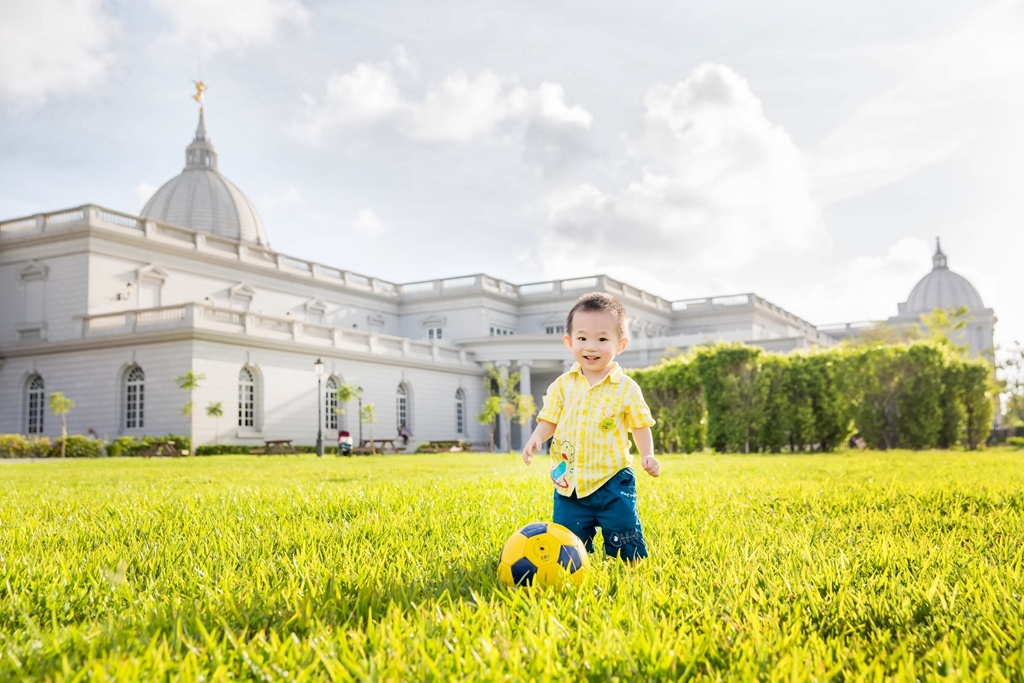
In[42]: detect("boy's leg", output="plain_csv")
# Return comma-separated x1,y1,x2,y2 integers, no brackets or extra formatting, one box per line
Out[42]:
595,468,648,561
552,489,598,554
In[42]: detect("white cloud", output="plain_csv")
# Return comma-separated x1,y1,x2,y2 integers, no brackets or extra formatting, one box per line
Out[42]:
152,0,309,57
351,208,387,234
808,2,1024,206
0,0,117,106
135,182,157,205
811,237,931,323
538,63,827,299
287,61,404,145
287,50,593,174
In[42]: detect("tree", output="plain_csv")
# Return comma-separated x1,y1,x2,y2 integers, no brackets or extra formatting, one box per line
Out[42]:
477,396,501,452
361,403,378,453
1000,341,1024,427
336,384,362,420
479,363,536,452
206,401,223,444
49,392,75,458
918,306,972,355
176,371,206,455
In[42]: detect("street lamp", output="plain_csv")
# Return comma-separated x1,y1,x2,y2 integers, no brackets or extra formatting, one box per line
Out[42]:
357,385,363,447
314,358,325,457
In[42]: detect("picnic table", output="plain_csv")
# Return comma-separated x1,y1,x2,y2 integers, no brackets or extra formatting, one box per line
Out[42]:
354,438,405,455
251,439,299,455
139,440,182,457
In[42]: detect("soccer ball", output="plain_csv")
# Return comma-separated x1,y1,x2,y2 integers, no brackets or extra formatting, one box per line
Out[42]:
497,521,590,588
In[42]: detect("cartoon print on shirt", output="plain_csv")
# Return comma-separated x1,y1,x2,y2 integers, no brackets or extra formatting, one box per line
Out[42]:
550,440,576,489
598,404,616,433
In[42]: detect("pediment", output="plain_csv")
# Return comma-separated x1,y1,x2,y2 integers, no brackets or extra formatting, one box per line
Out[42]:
137,264,169,282
19,261,49,281
230,283,256,300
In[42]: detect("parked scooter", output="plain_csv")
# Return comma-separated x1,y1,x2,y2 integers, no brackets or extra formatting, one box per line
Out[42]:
338,430,353,456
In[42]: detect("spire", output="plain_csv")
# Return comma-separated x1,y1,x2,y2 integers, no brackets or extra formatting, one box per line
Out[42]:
184,81,218,170
932,237,947,270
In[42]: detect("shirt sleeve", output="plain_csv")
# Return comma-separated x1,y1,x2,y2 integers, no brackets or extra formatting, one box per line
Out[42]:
623,379,655,429
536,376,565,425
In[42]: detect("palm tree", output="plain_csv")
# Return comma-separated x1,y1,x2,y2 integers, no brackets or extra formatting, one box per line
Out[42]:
175,371,206,455
206,401,224,445
49,392,75,458
336,384,361,423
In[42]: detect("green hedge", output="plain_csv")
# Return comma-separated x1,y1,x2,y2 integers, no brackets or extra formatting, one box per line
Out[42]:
630,341,995,453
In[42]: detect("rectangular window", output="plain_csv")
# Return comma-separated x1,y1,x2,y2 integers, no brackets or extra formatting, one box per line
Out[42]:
545,325,565,335
27,389,44,434
489,326,514,336
326,390,339,430
427,327,443,341
239,384,254,427
126,384,144,429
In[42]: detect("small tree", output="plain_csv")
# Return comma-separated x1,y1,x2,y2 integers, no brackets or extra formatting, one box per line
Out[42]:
206,401,223,444
479,363,535,452
477,396,501,452
176,371,206,455
361,403,378,453
49,392,75,458
1000,341,1024,427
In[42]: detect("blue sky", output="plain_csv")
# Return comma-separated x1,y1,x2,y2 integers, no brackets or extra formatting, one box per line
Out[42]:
2,0,1022,351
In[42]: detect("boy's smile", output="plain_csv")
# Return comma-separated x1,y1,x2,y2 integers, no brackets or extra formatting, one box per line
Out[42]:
563,309,629,384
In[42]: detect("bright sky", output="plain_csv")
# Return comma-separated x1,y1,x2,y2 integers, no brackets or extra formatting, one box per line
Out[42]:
1,0,1022,351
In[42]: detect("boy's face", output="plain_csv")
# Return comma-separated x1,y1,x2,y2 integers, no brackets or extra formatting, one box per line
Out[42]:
563,308,629,378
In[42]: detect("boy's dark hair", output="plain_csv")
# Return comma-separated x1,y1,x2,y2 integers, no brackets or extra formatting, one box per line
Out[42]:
566,292,628,338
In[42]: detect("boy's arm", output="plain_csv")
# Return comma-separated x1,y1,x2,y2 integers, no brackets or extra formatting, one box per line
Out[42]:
522,420,557,465
631,426,661,477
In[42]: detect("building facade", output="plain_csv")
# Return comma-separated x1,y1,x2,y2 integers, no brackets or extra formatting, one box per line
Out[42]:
0,111,992,450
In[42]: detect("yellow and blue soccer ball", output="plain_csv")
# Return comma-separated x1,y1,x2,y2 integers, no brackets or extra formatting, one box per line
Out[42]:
498,521,590,588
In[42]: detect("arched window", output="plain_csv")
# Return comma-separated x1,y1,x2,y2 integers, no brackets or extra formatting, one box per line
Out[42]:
455,388,466,436
125,366,145,429
396,384,409,433
238,367,256,428
325,376,339,430
26,375,45,434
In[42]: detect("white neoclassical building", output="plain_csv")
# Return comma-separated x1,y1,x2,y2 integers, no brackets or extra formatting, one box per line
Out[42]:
0,108,993,450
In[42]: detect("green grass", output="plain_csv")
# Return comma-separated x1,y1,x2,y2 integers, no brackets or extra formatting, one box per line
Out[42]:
2,451,1023,681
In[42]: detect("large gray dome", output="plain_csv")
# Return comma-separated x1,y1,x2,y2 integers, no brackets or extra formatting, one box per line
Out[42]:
141,109,269,247
902,239,984,314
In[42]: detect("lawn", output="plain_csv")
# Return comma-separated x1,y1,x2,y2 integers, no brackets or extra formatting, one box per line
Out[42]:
1,450,1023,681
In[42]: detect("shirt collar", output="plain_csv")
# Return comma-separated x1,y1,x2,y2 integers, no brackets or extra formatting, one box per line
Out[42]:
569,361,623,383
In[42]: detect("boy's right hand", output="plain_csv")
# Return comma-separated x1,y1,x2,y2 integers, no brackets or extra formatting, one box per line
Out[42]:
522,439,539,465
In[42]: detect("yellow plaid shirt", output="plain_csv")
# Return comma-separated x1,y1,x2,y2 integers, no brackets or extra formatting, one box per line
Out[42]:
537,361,655,498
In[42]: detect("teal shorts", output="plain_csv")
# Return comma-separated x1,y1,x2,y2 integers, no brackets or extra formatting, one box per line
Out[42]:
553,467,648,561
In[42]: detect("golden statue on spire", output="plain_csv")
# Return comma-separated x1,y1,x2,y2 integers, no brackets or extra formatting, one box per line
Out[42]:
192,80,206,106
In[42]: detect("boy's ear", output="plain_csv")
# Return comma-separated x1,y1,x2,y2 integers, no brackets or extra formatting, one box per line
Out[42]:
562,333,573,351
617,336,629,354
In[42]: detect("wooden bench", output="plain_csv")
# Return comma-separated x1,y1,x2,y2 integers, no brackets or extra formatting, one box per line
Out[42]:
359,439,406,454
251,439,299,455
140,440,182,457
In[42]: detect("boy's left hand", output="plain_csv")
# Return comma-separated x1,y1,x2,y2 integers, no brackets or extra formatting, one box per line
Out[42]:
641,454,661,477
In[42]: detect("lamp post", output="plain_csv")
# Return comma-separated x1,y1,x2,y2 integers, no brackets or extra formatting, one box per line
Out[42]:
314,358,324,457
357,386,363,447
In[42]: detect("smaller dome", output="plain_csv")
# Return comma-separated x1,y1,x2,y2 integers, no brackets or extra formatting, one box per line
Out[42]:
902,238,984,314
141,109,270,247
